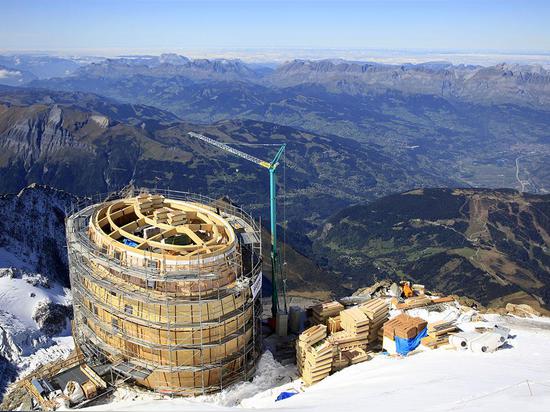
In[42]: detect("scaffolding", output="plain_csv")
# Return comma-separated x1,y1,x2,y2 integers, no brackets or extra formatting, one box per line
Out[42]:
66,188,263,396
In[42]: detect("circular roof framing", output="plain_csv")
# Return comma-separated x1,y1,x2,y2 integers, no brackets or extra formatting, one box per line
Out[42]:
90,194,236,261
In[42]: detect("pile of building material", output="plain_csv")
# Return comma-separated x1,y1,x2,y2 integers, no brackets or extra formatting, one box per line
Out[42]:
359,298,390,345
167,210,185,226
449,326,509,353
382,313,428,356
311,301,344,326
329,298,389,352
332,347,370,372
136,194,153,214
327,316,342,333
296,325,334,386
297,298,390,385
421,319,459,349
153,207,170,224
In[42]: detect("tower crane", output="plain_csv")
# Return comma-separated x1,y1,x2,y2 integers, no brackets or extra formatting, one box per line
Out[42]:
187,132,288,329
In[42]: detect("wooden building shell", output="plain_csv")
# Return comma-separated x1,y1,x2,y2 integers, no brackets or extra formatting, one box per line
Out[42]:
66,190,262,396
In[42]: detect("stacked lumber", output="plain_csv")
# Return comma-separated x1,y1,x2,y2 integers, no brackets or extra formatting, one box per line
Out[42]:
358,298,389,344
327,316,342,333
153,207,170,224
167,210,185,226
136,194,153,214
296,325,327,374
311,301,344,326
298,300,389,386
328,330,369,351
332,347,370,372
149,194,165,208
340,307,370,335
301,341,334,386
421,319,458,349
396,296,433,310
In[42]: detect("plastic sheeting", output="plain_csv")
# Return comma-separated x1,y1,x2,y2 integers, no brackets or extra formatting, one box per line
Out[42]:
394,327,428,356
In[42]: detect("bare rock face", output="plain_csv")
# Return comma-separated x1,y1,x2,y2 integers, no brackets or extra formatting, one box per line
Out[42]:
32,300,72,337
505,303,541,317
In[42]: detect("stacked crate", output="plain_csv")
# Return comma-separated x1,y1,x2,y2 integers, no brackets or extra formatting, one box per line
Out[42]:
358,298,390,345
296,324,327,374
301,341,334,386
296,325,334,386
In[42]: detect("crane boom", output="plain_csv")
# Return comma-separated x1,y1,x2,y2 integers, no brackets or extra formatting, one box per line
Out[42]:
188,132,271,169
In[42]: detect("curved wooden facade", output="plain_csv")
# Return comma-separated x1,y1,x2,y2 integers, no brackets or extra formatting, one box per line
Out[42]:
67,191,262,395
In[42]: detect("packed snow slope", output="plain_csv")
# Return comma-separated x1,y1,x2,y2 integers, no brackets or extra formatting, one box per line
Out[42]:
86,314,550,412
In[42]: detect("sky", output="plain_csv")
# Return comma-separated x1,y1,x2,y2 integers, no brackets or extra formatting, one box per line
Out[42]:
1,0,549,56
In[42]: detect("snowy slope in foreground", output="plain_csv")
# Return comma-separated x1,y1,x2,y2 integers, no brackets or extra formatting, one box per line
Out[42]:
86,315,550,412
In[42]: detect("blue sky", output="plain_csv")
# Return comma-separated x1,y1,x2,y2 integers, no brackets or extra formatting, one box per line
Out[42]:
1,0,549,54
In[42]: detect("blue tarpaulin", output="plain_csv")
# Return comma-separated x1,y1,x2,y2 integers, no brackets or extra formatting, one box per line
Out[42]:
276,391,298,401
395,327,428,355
123,238,139,247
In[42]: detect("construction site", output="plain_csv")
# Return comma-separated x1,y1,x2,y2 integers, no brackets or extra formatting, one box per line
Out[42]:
5,132,540,411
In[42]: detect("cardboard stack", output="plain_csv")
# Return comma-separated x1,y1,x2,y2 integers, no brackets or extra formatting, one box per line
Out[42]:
358,298,389,345
382,313,428,355
311,301,344,326
421,319,458,349
296,325,334,386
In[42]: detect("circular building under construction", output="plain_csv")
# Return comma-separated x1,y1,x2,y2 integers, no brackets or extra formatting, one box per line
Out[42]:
66,190,263,396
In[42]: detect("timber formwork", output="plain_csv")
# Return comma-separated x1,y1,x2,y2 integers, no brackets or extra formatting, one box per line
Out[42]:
66,189,263,396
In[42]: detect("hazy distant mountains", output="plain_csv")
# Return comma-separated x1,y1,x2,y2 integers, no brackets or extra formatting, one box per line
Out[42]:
27,54,550,107
0,54,549,310
0,87,456,230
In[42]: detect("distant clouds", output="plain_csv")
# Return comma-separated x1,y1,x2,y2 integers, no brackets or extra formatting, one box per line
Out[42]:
0,69,22,79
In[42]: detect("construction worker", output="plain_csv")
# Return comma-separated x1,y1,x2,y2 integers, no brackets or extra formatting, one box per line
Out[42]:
402,281,414,298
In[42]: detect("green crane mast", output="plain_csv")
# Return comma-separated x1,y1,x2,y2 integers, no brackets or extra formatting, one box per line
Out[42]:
187,132,288,322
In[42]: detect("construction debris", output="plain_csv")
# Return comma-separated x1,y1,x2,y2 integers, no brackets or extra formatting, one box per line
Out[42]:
421,319,458,349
